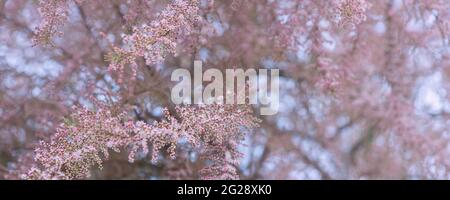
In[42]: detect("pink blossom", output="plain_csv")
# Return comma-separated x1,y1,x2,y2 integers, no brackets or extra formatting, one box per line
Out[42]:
24,103,259,180
335,0,371,27
107,0,201,80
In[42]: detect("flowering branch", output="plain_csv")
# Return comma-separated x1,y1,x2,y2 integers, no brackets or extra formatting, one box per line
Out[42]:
23,103,260,180
32,0,70,46
33,0,86,46
106,0,201,82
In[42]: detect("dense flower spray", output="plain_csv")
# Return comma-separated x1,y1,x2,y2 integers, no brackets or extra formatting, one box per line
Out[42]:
33,0,87,45
24,103,259,180
23,105,132,179
106,0,201,82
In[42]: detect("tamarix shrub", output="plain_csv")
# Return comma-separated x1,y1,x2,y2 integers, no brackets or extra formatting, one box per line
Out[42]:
0,0,449,180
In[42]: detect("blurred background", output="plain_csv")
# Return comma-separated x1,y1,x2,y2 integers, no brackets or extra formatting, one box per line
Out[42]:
0,0,449,179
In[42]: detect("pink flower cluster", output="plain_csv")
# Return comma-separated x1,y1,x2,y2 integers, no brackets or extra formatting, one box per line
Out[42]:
335,0,371,27
23,105,132,179
32,0,85,46
24,103,259,180
176,104,260,179
107,0,201,81
32,0,69,46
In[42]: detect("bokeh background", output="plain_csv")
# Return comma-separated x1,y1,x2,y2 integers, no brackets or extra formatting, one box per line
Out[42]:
0,0,450,179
